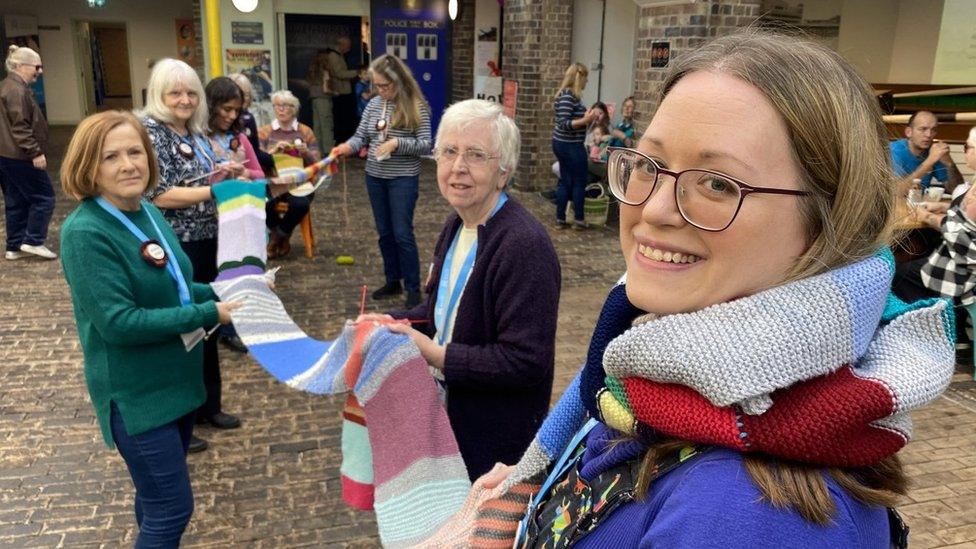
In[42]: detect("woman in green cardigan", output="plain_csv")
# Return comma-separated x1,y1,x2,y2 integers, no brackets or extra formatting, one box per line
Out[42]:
59,111,240,547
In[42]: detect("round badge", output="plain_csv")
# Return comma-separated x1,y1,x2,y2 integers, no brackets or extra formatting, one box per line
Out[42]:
229,138,240,151
375,119,388,132
178,142,194,158
294,138,303,146
140,241,167,268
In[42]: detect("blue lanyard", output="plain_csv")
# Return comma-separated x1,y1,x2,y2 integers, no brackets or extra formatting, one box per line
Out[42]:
433,193,508,346
95,197,192,306
514,418,599,546
175,130,216,170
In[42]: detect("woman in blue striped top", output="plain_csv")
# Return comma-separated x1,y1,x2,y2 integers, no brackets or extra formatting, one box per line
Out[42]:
552,62,599,230
332,54,432,308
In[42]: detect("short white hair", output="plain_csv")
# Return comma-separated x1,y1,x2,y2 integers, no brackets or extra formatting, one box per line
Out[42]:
141,58,208,135
436,99,520,174
227,72,253,96
5,45,39,73
968,126,976,147
270,90,300,108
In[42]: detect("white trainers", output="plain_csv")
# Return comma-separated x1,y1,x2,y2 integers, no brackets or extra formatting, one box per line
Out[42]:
5,250,25,260
19,243,57,259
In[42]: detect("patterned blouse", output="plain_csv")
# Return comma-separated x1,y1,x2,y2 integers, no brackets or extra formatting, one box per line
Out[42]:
142,116,218,242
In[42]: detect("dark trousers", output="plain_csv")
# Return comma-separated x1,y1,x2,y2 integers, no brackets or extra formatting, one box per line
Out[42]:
892,257,939,303
365,173,420,293
333,93,358,143
266,193,314,237
110,403,194,548
0,156,55,251
179,238,222,418
552,139,588,222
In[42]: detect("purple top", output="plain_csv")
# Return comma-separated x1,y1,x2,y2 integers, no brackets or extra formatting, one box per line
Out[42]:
392,198,561,479
573,423,891,548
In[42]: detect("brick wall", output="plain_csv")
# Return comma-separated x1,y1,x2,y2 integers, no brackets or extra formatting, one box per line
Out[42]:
501,0,574,191
191,0,206,78
449,0,476,102
632,0,760,130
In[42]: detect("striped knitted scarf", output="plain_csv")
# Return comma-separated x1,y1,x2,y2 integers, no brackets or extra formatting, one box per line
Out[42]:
420,250,956,547
208,181,470,548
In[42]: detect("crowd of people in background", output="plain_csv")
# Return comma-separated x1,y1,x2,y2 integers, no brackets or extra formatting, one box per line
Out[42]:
3,25,976,548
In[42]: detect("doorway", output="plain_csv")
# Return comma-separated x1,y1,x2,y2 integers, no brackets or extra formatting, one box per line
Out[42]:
74,21,133,116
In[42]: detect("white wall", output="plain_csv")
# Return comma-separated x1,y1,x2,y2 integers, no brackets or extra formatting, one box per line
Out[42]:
931,0,973,84
572,0,637,115
3,0,194,124
837,0,899,82
886,0,944,83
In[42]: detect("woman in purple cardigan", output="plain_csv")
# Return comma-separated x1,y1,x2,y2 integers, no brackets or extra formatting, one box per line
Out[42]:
359,99,561,480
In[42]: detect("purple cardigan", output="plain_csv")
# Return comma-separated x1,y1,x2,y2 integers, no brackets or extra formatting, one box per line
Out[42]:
572,423,891,548
392,197,561,479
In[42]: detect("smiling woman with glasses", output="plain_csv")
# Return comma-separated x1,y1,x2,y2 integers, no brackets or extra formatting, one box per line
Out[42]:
357,99,560,481
425,30,953,549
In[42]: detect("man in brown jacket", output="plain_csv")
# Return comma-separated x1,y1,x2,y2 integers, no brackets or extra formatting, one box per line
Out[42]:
0,45,56,260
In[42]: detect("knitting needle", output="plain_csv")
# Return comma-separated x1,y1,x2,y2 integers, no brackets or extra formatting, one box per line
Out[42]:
183,169,222,184
358,285,368,317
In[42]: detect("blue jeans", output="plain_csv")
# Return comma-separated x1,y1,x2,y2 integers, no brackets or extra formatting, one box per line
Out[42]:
365,174,420,293
110,403,195,548
0,156,55,251
552,139,588,222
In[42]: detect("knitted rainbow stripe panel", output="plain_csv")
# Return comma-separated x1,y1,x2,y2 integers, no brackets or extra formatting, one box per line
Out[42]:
208,181,470,547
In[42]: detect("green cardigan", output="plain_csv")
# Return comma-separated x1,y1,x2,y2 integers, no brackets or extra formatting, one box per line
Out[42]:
60,199,219,447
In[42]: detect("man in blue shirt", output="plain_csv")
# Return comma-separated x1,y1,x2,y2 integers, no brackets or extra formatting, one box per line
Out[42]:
890,110,963,195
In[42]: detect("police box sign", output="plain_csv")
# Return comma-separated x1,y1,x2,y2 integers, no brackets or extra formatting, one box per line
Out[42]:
380,18,445,29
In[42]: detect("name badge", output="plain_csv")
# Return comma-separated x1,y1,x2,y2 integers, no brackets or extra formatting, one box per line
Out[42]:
178,142,194,158
141,240,167,268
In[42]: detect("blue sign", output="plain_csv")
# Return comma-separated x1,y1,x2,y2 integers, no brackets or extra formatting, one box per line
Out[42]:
370,1,449,136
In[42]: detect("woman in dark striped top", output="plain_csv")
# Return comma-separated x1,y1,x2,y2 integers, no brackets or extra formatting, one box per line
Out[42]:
332,54,432,309
552,62,599,230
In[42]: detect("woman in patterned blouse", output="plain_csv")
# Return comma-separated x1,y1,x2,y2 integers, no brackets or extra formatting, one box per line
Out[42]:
141,58,242,453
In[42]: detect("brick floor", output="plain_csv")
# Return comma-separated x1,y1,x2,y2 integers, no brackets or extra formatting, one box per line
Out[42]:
1,126,975,547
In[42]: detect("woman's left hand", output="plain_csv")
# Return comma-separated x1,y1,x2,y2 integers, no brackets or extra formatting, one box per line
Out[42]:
386,321,445,370
375,138,398,159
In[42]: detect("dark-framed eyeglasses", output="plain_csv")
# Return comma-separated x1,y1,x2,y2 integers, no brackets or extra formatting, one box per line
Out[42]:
965,143,974,152
606,146,810,232
434,146,500,167
374,81,394,91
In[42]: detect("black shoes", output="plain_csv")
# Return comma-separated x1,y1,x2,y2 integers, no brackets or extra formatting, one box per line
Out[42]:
219,333,248,354
405,291,423,308
188,435,208,454
196,412,241,430
372,281,403,300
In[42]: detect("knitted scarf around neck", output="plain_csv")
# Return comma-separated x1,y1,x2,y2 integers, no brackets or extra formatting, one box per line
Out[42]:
420,250,956,547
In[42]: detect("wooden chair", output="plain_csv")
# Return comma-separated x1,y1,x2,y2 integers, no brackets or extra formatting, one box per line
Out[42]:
272,153,315,258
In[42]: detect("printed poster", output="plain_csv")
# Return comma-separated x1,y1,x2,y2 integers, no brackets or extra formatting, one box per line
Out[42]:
226,48,274,126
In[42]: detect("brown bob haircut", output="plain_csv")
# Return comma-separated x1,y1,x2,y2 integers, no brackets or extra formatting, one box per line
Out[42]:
60,111,159,200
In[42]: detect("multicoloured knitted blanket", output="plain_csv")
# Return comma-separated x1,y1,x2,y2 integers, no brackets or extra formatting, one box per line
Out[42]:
208,181,470,547
420,250,956,547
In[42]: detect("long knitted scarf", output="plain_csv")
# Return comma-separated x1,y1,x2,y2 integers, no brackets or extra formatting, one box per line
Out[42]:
208,181,470,548
420,250,955,547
